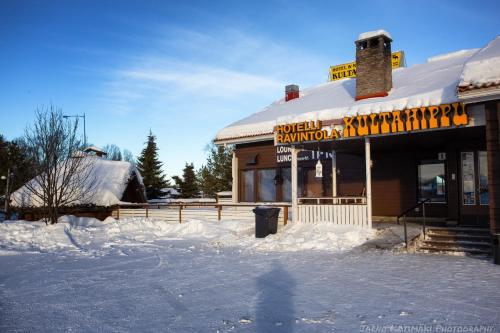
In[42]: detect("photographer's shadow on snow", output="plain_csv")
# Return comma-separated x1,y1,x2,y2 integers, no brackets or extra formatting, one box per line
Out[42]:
255,261,296,333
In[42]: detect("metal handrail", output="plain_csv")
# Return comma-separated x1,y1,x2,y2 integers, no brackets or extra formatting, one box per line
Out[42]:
397,198,431,251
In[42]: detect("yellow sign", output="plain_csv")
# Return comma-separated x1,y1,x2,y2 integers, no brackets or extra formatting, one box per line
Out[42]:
275,121,340,144
329,51,404,81
274,103,469,145
342,103,468,138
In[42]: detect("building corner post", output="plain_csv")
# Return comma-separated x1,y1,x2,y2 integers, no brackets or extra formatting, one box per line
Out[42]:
232,152,238,203
485,101,500,264
365,138,372,228
291,146,299,223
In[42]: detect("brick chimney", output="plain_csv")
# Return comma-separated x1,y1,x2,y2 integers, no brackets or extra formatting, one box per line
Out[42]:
355,30,393,101
285,84,299,102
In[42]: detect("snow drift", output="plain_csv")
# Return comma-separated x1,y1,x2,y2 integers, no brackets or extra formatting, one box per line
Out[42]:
0,216,373,255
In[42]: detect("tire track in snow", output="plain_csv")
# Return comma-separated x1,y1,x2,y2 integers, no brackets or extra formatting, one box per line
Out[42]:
154,284,189,313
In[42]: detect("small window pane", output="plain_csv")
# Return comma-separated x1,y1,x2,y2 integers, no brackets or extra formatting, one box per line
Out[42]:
258,169,276,202
242,170,254,202
282,168,291,202
418,161,446,203
461,152,476,205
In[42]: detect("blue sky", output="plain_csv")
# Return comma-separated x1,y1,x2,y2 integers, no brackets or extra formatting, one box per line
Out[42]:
1,0,499,178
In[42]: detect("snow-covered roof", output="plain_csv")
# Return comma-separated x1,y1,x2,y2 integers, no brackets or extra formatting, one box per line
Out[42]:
84,146,107,155
11,158,144,208
459,36,500,91
357,30,392,41
215,36,500,143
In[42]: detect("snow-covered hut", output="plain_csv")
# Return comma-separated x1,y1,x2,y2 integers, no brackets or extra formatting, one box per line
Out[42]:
11,157,146,220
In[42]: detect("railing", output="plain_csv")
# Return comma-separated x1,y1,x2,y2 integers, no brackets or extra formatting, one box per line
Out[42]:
297,196,369,228
397,198,431,251
298,196,366,205
113,202,291,226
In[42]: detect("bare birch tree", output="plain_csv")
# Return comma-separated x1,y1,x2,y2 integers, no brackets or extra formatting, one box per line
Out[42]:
20,106,96,224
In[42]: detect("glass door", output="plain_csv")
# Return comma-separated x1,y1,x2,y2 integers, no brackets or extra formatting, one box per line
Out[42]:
459,151,489,226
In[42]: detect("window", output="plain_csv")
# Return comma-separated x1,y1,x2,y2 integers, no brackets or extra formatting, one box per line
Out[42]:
461,152,475,205
478,151,489,205
281,168,291,202
241,170,254,202
258,169,276,202
246,154,258,165
418,160,446,203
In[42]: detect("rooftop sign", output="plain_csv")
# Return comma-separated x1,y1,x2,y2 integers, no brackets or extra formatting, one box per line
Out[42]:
329,51,404,82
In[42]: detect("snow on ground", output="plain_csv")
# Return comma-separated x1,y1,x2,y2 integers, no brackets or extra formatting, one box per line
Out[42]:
0,217,499,332
0,216,373,255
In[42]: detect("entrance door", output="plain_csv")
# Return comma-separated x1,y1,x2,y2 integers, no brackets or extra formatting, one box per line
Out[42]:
459,151,489,226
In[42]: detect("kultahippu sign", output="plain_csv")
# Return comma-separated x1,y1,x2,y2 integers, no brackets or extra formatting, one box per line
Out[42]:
275,103,468,145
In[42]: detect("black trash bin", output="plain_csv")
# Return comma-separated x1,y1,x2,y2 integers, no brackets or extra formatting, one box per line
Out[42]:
493,234,500,265
253,206,281,238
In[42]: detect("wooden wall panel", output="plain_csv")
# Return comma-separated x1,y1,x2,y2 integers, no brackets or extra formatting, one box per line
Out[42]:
234,125,488,219
236,142,277,170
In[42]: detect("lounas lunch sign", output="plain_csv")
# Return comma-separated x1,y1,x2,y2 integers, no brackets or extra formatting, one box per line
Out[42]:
329,51,404,81
274,103,468,145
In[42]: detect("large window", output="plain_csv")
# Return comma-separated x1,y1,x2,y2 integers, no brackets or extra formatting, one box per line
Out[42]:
241,170,254,202
418,160,446,203
258,169,276,202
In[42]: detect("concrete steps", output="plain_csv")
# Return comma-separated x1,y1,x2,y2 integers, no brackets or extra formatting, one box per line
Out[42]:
417,227,492,256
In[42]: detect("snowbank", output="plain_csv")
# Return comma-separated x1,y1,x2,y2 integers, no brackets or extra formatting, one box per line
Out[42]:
0,216,373,255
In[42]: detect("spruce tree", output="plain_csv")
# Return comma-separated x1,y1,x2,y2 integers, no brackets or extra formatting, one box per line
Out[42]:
173,163,199,198
198,144,233,197
137,131,169,199
0,135,36,198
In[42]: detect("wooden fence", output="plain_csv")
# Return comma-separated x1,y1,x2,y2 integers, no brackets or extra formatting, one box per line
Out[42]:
112,203,290,225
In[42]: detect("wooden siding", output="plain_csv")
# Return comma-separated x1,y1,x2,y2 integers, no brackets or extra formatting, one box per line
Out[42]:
235,125,488,219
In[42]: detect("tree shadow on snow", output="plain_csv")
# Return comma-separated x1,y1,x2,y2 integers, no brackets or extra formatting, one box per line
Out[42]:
255,260,296,333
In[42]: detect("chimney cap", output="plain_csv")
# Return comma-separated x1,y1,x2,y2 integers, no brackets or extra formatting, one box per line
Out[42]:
356,30,392,42
285,84,299,92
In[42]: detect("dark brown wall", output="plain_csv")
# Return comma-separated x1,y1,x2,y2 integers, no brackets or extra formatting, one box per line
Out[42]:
236,142,277,170
235,124,487,219
371,151,414,216
336,153,365,197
